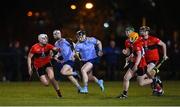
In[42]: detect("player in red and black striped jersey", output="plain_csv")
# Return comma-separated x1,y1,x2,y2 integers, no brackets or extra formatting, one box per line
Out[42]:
117,32,159,99
140,26,168,75
139,26,168,96
27,34,62,98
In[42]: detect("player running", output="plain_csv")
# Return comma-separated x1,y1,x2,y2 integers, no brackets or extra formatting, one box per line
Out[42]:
123,26,135,68
117,32,160,99
53,29,82,92
139,26,168,95
27,34,62,98
75,30,104,94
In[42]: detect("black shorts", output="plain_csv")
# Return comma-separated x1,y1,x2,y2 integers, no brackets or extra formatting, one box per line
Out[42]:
129,63,147,76
136,67,147,76
36,63,52,77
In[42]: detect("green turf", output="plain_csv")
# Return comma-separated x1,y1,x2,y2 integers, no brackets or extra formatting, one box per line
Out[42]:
0,81,180,106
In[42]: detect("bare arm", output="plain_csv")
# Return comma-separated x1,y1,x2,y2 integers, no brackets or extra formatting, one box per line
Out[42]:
158,40,168,60
135,51,141,66
27,53,34,77
122,48,130,56
132,50,141,72
96,40,103,56
54,52,62,63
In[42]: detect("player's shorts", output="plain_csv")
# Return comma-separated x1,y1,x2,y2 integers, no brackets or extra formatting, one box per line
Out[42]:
63,60,75,68
136,67,147,76
129,63,147,76
83,57,99,66
36,62,52,77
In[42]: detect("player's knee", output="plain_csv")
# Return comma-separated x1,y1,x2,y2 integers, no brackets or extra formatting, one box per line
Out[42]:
81,69,86,74
49,76,55,81
123,76,130,81
60,70,66,75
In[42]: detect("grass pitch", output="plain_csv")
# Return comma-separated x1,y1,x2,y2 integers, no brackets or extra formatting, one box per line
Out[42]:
0,81,180,106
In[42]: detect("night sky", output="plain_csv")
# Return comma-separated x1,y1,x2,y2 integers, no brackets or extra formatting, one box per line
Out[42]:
0,0,179,47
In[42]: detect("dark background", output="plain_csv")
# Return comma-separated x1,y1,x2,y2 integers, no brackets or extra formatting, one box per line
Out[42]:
0,0,179,81
0,0,179,45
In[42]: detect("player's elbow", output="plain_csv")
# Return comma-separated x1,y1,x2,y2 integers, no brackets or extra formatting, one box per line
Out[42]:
97,40,102,45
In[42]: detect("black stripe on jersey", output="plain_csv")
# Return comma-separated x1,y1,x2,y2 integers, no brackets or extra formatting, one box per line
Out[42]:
33,51,50,58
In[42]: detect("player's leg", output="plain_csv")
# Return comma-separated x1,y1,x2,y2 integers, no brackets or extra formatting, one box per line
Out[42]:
39,75,50,86
117,68,135,99
88,71,104,92
60,64,77,76
37,67,50,86
46,67,62,97
146,62,164,94
137,74,153,86
152,76,164,96
147,62,156,78
137,73,162,87
67,75,82,92
136,67,154,86
80,62,93,93
136,67,164,96
123,69,134,92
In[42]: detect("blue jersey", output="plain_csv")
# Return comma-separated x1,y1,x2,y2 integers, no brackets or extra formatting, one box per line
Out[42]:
54,38,74,62
75,37,98,61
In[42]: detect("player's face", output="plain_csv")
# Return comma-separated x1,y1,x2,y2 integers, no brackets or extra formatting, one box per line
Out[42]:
140,30,149,39
125,30,133,37
39,37,48,45
77,35,86,42
53,31,61,39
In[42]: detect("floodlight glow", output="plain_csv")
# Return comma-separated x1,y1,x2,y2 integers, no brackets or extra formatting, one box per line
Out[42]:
104,22,109,28
85,2,93,9
27,11,33,17
70,4,77,10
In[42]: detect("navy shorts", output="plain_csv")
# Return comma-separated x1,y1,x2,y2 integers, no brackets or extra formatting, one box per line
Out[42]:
129,63,147,76
63,60,75,68
83,57,99,66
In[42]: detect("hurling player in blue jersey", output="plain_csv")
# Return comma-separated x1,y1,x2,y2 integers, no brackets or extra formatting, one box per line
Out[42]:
75,30,104,94
53,30,82,92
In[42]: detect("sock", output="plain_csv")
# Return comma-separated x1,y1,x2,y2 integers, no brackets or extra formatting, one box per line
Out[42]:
96,79,100,83
77,86,82,90
156,84,162,91
123,90,127,95
84,85,88,90
56,89,62,97
152,78,157,85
